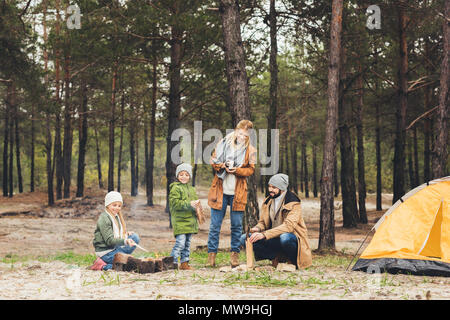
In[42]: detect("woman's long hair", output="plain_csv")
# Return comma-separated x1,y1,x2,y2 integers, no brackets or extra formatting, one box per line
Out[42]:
224,119,253,149
105,207,127,239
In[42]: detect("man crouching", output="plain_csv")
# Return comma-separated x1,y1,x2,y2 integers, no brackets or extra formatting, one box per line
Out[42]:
240,173,312,269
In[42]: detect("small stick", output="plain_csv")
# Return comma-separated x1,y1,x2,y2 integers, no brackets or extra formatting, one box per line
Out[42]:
135,244,149,253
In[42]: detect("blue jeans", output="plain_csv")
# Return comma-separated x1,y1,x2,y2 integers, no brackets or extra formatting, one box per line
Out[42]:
207,194,244,253
170,233,193,265
101,233,140,270
240,232,298,264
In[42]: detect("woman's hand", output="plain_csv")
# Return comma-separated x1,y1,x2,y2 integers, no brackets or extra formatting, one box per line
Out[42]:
225,167,236,174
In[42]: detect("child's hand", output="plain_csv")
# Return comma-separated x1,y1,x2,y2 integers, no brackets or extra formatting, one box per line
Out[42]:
126,238,136,247
190,200,200,208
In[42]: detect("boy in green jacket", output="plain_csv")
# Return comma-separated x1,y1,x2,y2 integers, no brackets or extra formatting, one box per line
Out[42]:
169,163,201,270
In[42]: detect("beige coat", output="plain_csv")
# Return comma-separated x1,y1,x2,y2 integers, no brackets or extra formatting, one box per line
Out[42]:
255,191,313,269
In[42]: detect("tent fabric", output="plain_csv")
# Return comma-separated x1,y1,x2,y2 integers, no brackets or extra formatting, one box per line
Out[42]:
352,177,450,277
352,258,450,277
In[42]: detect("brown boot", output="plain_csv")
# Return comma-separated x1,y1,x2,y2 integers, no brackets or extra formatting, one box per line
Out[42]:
208,252,216,267
179,262,194,270
230,252,240,268
271,257,279,268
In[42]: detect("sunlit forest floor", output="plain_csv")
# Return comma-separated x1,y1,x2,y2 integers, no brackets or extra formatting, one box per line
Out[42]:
0,187,448,300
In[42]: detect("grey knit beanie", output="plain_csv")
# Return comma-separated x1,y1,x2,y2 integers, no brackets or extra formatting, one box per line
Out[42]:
268,173,289,191
176,163,193,179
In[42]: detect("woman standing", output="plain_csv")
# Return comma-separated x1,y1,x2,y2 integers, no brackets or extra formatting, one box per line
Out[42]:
207,120,256,267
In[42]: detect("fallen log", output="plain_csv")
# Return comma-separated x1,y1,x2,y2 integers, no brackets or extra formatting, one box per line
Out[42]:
112,253,176,273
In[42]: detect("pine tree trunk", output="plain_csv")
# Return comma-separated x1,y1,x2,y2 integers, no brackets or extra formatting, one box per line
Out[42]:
290,136,298,194
108,61,118,192
94,124,103,189
408,136,415,189
54,0,63,201
265,0,278,196
303,142,309,198
14,92,23,194
413,126,419,186
334,154,339,197
431,0,449,178
339,45,358,229
8,91,14,198
43,0,54,205
147,55,157,206
3,86,10,197
54,114,63,200
62,53,73,199
423,39,432,182
30,103,35,193
165,14,183,219
319,0,343,250
76,79,88,198
356,71,367,223
135,126,139,195
393,4,408,203
219,0,259,229
130,103,137,197
313,144,318,197
117,94,124,193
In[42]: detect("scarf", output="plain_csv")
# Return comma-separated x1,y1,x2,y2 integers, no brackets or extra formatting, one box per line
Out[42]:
105,209,126,239
212,132,248,180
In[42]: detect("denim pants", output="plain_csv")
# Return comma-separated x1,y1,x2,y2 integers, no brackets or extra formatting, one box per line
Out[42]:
207,194,244,253
240,232,298,264
170,233,193,265
100,233,140,271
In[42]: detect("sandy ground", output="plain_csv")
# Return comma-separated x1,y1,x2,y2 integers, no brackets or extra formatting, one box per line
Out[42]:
0,188,448,300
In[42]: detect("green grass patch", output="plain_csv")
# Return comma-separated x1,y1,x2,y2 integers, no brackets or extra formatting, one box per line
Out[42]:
223,270,298,287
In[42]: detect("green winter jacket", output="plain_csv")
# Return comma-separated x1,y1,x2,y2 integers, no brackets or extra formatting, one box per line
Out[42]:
169,181,199,236
93,211,125,254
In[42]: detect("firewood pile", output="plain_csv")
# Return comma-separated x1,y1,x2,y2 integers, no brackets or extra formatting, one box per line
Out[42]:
112,252,177,274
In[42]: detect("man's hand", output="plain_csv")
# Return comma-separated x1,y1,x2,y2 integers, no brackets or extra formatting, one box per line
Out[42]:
250,227,261,233
249,232,265,243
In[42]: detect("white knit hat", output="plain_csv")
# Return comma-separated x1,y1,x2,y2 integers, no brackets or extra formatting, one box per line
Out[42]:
105,191,123,207
176,163,193,179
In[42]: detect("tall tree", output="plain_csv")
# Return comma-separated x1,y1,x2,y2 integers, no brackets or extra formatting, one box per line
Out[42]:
219,0,259,229
265,0,279,196
432,0,449,178
356,65,367,224
392,2,408,203
76,79,88,198
319,0,343,251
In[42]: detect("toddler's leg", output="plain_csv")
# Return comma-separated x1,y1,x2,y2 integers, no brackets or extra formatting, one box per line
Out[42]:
170,234,186,267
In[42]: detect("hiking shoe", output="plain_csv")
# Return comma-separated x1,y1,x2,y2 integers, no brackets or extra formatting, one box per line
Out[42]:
89,257,106,271
179,262,194,270
230,252,240,268
208,252,216,267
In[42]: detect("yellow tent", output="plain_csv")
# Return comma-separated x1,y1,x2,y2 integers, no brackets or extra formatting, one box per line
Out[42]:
352,176,450,276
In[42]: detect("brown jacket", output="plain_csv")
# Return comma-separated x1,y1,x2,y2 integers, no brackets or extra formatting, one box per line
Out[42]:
207,144,257,212
255,191,312,269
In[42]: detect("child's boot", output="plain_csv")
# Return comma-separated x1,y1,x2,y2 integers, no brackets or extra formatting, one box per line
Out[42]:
179,262,194,270
208,252,216,267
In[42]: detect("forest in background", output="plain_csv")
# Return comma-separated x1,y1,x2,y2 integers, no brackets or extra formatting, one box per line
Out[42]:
0,0,448,250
